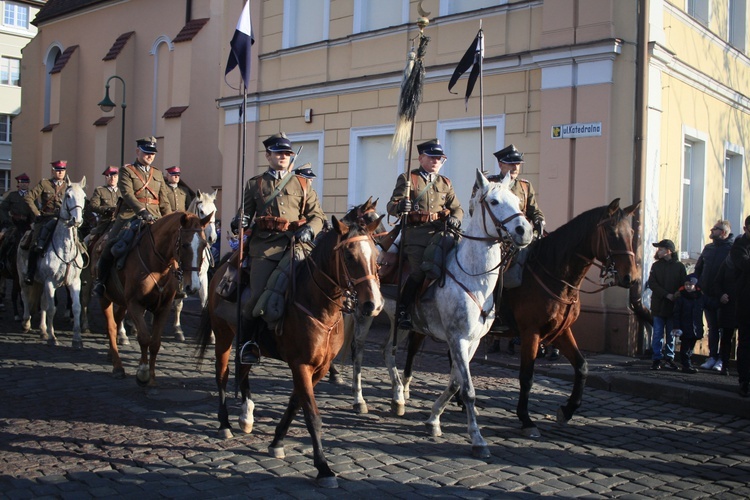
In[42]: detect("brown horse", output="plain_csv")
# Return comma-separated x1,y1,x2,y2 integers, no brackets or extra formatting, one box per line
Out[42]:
196,203,383,488
97,211,212,383
405,199,639,437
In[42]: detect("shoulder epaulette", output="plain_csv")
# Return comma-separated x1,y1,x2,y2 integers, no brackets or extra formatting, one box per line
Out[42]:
517,178,530,184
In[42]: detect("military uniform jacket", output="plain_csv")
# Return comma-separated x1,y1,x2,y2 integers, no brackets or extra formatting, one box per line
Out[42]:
90,186,120,217
117,162,172,221
165,181,195,212
238,170,326,261
24,178,69,217
0,190,34,226
487,174,544,223
387,169,463,247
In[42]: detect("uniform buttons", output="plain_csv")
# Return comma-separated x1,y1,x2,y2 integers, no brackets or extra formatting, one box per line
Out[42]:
280,202,284,206
281,211,286,215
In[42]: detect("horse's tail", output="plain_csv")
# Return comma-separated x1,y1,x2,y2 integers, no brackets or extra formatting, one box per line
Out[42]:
195,305,213,363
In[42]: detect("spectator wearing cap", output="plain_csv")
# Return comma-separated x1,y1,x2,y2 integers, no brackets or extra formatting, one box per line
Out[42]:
88,166,122,238
230,133,326,364
164,166,195,212
672,274,707,373
647,238,687,371
386,139,463,330
0,172,34,229
93,136,171,297
695,220,735,372
729,215,750,397
22,161,71,284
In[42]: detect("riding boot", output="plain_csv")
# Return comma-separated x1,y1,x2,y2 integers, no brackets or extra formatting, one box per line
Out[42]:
239,315,261,365
24,250,37,285
93,248,114,297
397,276,422,330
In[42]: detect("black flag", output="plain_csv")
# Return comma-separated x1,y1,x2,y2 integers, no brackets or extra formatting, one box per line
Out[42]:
448,30,484,110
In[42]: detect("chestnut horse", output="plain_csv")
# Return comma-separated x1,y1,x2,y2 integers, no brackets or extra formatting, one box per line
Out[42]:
196,202,384,488
406,198,640,438
99,211,212,383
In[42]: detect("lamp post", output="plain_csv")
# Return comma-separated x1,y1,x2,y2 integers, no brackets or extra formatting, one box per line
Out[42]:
98,75,126,167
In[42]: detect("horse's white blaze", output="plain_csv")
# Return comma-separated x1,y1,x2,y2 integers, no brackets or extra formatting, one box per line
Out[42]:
187,231,202,293
355,237,384,315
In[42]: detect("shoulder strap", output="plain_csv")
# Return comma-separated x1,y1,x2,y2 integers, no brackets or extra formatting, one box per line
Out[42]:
412,173,437,204
127,165,158,199
260,172,296,214
296,175,311,216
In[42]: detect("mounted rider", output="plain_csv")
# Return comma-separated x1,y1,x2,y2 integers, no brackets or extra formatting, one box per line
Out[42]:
87,166,121,240
0,172,34,270
92,136,172,297
22,161,70,285
230,133,326,364
387,140,464,330
164,165,195,211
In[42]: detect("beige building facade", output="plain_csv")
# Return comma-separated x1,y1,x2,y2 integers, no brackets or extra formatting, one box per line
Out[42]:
13,0,750,356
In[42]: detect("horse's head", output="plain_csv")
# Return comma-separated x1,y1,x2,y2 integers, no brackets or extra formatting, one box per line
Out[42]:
175,211,212,296
330,204,384,317
593,198,640,288
61,176,87,229
189,189,218,245
470,170,533,248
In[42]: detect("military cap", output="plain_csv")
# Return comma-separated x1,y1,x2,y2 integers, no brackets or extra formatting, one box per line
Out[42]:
102,166,119,176
652,239,676,253
51,160,67,170
136,136,158,154
493,144,524,164
166,166,181,175
263,133,294,153
417,140,446,157
294,164,316,179
15,172,30,182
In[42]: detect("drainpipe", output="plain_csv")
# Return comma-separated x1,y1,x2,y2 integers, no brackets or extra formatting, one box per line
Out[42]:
186,0,192,23
630,0,650,353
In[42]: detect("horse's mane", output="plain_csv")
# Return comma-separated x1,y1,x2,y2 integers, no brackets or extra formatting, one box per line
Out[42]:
530,204,616,271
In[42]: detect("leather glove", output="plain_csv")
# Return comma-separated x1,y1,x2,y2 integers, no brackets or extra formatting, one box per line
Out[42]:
533,218,545,236
230,214,251,235
138,209,155,223
446,216,461,231
104,207,116,217
397,198,413,213
295,225,314,244
35,214,44,223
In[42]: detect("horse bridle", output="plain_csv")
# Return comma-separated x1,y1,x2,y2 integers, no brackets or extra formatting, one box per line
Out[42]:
138,223,207,297
50,191,85,267
576,214,635,288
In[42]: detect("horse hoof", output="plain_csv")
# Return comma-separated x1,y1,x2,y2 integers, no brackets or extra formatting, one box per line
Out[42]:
83,328,91,334
209,333,216,345
175,331,185,342
353,402,368,414
472,445,491,459
72,340,83,350
556,407,571,424
425,423,442,437
136,369,150,387
268,446,285,459
118,335,130,346
391,401,405,416
174,325,183,335
239,420,253,434
316,476,338,489
111,367,126,379
329,374,345,386
47,338,59,347
218,428,233,440
522,426,541,438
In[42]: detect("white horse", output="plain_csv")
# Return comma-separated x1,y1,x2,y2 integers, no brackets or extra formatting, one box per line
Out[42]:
18,178,87,348
345,170,533,458
172,189,218,341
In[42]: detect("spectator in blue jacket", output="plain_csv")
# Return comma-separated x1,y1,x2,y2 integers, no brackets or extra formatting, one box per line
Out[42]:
672,274,706,373
696,220,735,372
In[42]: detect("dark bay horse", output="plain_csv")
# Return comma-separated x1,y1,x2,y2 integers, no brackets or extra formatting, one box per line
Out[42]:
97,211,212,383
196,203,383,488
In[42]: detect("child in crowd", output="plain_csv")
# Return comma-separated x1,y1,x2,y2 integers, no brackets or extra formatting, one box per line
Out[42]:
672,274,706,373
647,239,687,371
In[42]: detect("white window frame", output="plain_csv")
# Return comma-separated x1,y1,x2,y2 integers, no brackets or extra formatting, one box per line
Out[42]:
283,0,330,49
0,56,20,86
686,0,709,26
0,114,11,143
353,0,408,34
729,0,747,51
724,143,745,234
348,125,405,209
3,2,29,30
681,128,707,260
0,167,10,195
440,0,507,17
286,131,326,197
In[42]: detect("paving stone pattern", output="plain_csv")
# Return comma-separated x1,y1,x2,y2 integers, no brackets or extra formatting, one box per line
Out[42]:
1,297,749,498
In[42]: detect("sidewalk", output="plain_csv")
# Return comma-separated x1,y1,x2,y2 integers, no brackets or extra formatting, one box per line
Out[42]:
182,298,750,419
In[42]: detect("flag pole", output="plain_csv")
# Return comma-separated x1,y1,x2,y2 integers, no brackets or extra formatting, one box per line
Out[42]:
391,15,430,353
478,22,484,173
235,83,247,398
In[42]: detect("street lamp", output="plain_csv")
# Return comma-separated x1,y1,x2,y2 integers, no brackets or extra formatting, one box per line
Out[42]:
98,75,126,167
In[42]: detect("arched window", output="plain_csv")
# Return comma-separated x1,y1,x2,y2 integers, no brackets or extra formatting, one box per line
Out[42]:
43,44,62,126
150,36,173,135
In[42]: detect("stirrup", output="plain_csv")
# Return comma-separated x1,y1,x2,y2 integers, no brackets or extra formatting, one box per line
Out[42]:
489,318,509,333
397,312,412,330
239,341,261,365
92,281,106,298
24,274,33,285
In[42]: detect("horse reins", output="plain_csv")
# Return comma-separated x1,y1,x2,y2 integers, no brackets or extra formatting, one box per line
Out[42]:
50,197,86,270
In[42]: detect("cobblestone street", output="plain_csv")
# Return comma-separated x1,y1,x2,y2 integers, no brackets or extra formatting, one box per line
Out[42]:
1,298,749,498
